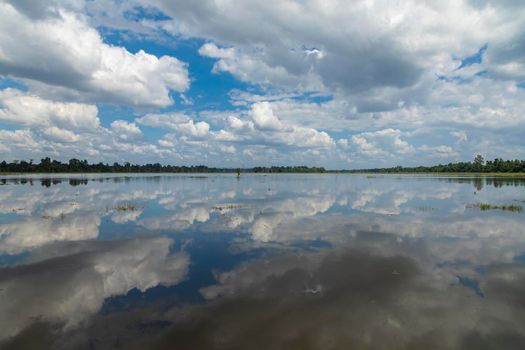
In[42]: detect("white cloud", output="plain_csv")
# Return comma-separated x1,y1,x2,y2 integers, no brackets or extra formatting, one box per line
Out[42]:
137,112,191,128
450,130,468,142
137,112,211,138
351,129,412,157
0,129,42,156
177,119,211,138
139,101,335,165
198,42,323,91
0,88,99,131
41,126,81,143
251,102,283,131
418,144,458,158
0,2,189,107
1,0,525,167
150,0,525,95
198,43,236,60
0,89,179,162
110,120,144,141
229,102,335,150
219,144,236,154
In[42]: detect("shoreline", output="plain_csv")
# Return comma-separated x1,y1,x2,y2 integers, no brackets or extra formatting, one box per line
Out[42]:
2,171,525,177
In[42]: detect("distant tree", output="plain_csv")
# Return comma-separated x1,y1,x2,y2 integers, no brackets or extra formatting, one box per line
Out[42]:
474,155,485,166
4,156,524,175
473,155,485,172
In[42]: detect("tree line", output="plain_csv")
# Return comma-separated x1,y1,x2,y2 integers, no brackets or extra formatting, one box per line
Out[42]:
2,155,524,174
0,157,326,173
349,155,525,173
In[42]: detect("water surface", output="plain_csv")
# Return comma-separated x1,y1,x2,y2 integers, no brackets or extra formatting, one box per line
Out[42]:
1,174,525,349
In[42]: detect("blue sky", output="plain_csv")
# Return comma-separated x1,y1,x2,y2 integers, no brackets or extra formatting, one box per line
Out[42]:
0,0,524,169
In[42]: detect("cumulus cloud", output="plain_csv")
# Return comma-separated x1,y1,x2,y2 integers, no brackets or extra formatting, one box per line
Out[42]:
351,129,412,157
172,1,428,93
225,75,525,166
418,144,458,158
176,120,211,138
0,121,166,164
149,0,525,95
137,101,335,164
251,102,283,131
0,88,99,131
41,126,81,143
1,0,525,167
136,113,192,130
123,0,525,167
0,129,43,156
0,2,189,107
0,89,181,163
198,42,323,90
110,120,144,141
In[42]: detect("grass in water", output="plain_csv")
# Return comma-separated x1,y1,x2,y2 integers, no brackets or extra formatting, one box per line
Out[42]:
212,204,245,211
114,203,140,212
473,203,523,212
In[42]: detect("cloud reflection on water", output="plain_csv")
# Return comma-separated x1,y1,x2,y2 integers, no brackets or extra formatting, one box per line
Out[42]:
0,237,189,341
0,174,525,348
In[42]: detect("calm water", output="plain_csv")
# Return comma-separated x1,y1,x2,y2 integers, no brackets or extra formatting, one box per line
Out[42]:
1,174,525,349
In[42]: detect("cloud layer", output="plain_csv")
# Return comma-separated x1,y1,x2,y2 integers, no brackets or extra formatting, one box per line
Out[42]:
0,0,524,167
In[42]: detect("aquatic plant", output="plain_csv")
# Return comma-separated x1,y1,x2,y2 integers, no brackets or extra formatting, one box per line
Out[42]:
473,203,523,212
114,203,140,212
212,204,245,211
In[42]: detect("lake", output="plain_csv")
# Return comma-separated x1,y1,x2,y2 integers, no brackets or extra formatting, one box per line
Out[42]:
1,173,525,349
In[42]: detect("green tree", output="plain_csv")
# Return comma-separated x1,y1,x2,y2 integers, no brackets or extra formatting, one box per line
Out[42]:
473,154,485,171
474,154,485,166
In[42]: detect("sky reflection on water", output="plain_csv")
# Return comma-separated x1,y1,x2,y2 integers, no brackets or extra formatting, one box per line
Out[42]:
1,174,525,349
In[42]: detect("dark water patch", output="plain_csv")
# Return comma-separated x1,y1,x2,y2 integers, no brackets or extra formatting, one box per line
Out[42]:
456,275,484,297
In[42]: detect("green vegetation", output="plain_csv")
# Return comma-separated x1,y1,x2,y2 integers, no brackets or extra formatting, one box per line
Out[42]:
0,158,326,174
212,204,246,211
252,166,326,173
471,203,523,212
2,155,525,175
348,155,525,174
114,204,140,212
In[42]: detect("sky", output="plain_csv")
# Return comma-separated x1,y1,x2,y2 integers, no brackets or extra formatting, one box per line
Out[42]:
0,0,524,169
